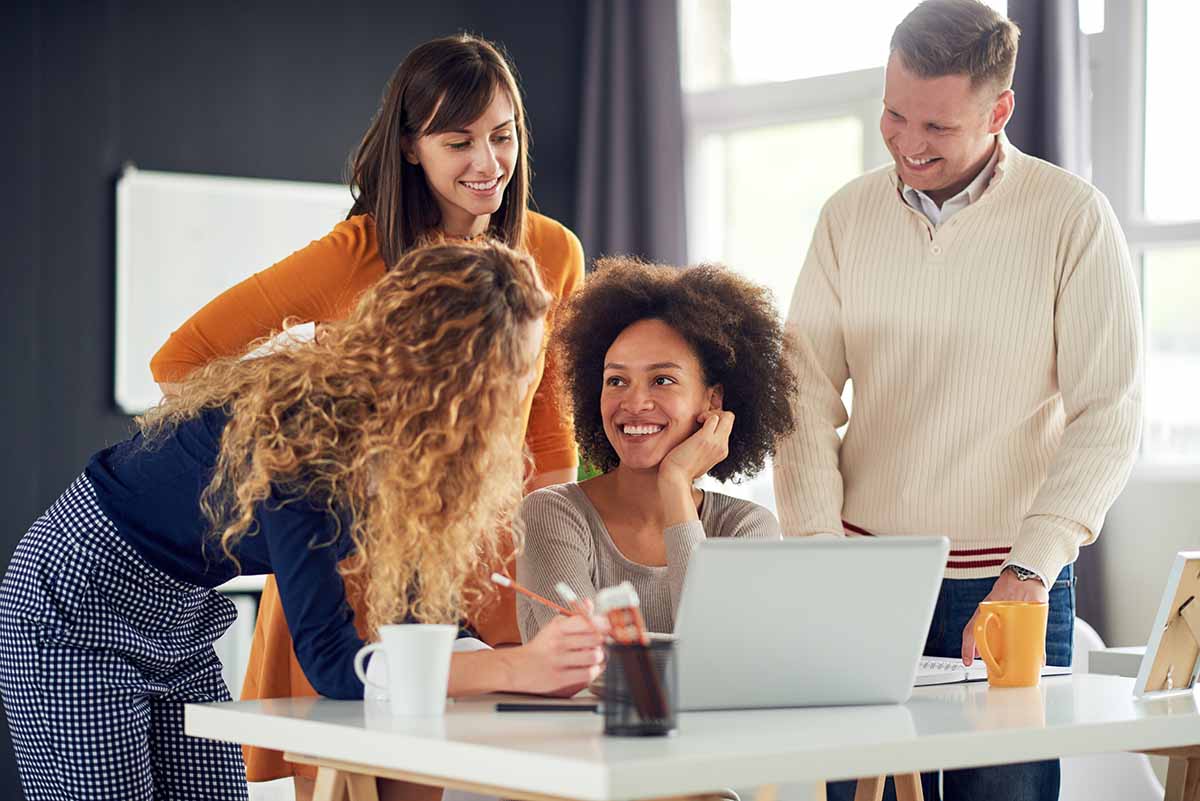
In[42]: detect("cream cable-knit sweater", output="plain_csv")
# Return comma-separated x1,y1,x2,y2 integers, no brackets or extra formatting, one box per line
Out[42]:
774,135,1142,583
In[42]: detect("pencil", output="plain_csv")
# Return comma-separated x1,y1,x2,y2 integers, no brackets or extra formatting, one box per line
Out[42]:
490,573,573,616
555,581,607,638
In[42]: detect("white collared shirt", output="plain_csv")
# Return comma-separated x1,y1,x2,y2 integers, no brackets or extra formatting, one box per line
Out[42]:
901,139,1001,227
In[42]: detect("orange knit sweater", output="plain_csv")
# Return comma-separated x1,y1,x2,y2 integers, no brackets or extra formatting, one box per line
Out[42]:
150,210,583,782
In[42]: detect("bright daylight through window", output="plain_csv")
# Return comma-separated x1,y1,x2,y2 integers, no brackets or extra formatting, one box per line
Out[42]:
1140,2,1200,463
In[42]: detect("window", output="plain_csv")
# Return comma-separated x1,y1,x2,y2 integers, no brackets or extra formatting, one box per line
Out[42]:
1143,3,1199,223
691,116,863,315
684,0,1200,492
1092,1,1200,469
1143,246,1200,463
681,0,1007,91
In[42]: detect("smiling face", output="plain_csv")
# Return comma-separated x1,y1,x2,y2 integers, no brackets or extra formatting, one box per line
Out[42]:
600,318,723,472
406,89,518,237
880,52,1013,206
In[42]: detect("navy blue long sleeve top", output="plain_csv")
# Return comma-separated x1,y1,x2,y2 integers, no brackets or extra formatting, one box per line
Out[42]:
85,406,365,699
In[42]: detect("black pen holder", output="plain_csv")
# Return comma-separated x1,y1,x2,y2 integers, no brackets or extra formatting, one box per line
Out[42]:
603,639,677,736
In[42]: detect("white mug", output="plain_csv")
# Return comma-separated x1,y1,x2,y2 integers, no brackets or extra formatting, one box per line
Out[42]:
354,624,457,716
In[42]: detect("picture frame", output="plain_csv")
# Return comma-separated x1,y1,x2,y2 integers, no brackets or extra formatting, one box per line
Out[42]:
1134,550,1200,696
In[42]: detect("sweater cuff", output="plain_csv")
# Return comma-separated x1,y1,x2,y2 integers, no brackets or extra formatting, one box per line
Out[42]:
1005,515,1091,587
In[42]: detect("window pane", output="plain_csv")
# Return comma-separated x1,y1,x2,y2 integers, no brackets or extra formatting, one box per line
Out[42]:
681,0,1006,91
1144,2,1200,222
696,116,863,314
1078,0,1104,35
1144,246,1200,461
691,116,864,511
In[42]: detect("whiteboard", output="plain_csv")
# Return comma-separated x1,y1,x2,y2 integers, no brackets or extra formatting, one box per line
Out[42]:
115,166,352,413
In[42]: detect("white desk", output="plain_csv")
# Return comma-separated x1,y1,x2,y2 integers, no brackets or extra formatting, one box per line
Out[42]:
186,674,1200,801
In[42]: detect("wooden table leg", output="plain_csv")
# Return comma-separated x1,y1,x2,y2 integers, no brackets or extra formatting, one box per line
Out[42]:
755,785,823,801
347,773,382,801
893,773,924,801
1165,756,1200,801
854,776,885,801
312,766,348,801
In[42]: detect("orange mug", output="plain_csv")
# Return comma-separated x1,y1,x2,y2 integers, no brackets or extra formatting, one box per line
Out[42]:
974,601,1048,688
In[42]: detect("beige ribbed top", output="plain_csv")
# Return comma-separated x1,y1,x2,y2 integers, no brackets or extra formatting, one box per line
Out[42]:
515,482,780,641
774,135,1143,583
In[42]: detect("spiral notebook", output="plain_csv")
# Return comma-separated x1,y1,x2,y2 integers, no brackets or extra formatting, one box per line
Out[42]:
914,656,1072,686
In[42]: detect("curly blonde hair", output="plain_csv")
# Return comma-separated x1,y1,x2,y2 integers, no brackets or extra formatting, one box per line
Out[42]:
138,241,550,635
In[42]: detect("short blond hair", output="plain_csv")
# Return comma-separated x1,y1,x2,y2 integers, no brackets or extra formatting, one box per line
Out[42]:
890,0,1020,90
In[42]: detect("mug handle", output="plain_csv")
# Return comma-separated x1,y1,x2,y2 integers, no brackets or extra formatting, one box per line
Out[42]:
354,643,389,692
975,610,1005,680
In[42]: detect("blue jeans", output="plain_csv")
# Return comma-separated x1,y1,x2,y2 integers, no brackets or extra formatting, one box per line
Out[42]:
827,565,1075,801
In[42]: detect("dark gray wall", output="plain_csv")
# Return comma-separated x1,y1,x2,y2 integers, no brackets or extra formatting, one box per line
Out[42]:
0,2,586,795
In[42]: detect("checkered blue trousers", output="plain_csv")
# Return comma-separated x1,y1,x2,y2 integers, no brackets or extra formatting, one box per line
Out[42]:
0,475,249,800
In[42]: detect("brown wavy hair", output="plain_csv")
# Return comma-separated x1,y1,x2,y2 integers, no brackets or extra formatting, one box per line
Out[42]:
555,258,796,483
138,241,550,634
348,34,531,268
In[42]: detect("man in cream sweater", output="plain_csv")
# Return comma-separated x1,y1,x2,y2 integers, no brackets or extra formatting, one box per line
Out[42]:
775,1,1141,799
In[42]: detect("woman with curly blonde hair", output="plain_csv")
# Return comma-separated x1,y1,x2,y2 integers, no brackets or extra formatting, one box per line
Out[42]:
147,34,586,789
0,242,605,801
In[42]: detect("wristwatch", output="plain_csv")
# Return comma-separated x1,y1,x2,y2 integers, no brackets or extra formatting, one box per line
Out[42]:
1004,564,1042,583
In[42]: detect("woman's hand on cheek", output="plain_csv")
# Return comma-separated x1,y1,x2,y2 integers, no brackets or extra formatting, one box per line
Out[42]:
658,410,735,490
656,410,734,527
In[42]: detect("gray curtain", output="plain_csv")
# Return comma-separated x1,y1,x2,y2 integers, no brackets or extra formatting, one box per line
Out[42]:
1006,0,1092,178
1010,0,1106,634
575,0,687,266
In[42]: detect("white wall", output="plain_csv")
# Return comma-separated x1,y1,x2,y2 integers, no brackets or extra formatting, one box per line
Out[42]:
1096,477,1200,647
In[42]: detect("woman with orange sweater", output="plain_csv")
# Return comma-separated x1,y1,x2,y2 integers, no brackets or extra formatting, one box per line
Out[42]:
150,35,590,797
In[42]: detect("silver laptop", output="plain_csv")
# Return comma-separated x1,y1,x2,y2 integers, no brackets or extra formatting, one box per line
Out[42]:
674,537,949,711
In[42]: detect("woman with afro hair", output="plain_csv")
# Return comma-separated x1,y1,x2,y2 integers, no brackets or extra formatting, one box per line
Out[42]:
516,257,798,638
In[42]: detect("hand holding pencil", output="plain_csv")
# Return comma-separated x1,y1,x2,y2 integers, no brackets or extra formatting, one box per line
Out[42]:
492,573,609,697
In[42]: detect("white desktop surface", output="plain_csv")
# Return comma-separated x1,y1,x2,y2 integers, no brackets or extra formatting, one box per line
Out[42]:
187,675,1200,801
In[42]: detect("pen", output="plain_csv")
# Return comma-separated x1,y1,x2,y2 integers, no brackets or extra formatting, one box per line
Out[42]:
495,702,599,713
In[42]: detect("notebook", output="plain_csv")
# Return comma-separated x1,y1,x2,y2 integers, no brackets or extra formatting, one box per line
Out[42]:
914,656,1072,686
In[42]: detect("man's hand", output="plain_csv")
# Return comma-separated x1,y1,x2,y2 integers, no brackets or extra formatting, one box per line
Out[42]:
960,567,1048,665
